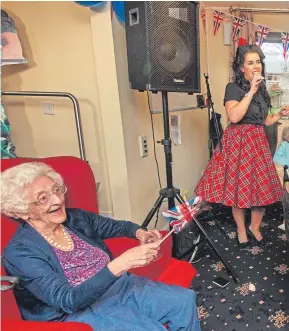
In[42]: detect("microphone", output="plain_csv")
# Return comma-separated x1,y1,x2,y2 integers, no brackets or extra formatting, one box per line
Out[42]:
253,71,266,87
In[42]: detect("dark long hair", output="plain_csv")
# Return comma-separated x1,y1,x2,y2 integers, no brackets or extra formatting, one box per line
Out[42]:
232,46,272,109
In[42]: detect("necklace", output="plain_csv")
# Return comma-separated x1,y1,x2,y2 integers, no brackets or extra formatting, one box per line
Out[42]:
41,225,73,251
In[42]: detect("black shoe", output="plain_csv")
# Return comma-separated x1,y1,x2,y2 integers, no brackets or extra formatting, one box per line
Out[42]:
246,227,269,247
237,237,251,250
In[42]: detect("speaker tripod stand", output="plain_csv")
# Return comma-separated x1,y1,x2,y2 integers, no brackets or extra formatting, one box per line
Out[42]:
142,91,239,284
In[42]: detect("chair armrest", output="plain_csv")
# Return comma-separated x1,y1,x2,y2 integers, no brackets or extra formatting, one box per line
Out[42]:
157,258,197,288
1,276,18,291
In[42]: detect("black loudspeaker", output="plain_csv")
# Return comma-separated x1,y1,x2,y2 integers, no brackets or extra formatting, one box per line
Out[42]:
124,1,200,93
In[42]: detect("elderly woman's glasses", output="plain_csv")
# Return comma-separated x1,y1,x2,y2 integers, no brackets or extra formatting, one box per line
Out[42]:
32,185,67,205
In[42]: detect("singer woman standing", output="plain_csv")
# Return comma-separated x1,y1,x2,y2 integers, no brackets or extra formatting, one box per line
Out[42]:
195,43,289,249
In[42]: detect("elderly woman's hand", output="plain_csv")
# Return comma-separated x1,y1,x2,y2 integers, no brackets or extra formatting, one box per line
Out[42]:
107,242,160,277
136,229,162,244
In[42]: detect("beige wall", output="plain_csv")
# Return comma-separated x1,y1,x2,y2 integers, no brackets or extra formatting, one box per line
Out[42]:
3,2,287,226
253,13,289,30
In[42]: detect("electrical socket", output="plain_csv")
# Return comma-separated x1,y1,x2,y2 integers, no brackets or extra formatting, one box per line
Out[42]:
42,102,55,115
139,135,148,157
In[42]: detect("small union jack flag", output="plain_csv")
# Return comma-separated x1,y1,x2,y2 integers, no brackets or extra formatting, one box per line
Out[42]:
256,25,271,47
281,32,289,61
201,8,206,34
162,197,202,233
213,10,225,36
232,16,246,41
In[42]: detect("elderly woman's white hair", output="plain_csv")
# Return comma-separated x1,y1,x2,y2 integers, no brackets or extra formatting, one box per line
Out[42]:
1,162,63,218
282,127,289,142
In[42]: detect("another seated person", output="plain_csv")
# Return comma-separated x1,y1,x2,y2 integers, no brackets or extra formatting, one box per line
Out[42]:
1,162,201,331
274,126,289,168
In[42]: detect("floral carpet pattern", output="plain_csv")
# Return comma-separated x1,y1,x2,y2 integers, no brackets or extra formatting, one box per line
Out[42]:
191,203,289,331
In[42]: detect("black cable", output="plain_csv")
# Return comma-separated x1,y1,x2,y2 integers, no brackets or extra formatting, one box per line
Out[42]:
146,91,162,189
146,91,162,227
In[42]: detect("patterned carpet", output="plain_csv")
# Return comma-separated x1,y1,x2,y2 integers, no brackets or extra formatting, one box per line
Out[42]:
191,203,289,331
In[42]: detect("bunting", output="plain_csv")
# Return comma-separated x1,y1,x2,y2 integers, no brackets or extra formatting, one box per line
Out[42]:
213,10,225,36
200,8,206,34
281,32,289,61
207,7,289,61
256,25,271,47
232,17,246,41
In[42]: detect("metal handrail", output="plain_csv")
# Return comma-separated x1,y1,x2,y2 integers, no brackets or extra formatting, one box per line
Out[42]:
1,91,86,161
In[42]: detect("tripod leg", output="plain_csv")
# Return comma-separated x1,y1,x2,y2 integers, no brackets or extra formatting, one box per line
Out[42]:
142,195,164,228
193,218,239,283
211,218,229,237
175,194,240,283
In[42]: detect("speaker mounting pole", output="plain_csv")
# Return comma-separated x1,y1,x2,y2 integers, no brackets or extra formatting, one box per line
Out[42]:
160,92,175,209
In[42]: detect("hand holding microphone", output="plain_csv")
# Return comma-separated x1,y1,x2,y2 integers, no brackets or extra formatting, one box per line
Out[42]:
250,71,265,95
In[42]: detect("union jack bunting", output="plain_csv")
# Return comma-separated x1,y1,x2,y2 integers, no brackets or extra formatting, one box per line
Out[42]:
162,197,202,233
281,32,289,61
232,16,246,41
256,25,271,47
200,8,206,34
213,10,225,36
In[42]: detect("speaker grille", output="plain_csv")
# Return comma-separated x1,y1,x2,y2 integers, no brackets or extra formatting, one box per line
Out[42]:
152,25,192,75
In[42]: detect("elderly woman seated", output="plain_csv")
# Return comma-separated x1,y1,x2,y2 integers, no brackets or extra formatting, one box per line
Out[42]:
1,162,201,331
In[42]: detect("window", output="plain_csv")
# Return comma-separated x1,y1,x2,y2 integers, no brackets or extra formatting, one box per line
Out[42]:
261,37,289,113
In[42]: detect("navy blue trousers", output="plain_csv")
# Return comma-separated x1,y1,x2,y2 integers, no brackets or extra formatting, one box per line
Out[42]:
66,273,201,331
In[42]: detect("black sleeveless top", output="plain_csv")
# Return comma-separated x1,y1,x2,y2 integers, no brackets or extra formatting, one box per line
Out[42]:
224,82,269,125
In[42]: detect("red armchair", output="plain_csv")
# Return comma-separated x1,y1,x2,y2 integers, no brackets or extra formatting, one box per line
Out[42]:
1,156,197,331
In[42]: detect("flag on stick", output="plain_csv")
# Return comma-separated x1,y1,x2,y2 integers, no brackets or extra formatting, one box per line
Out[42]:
162,197,203,234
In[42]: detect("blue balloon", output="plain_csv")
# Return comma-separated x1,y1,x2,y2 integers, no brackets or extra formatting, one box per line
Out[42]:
74,1,104,8
112,1,125,23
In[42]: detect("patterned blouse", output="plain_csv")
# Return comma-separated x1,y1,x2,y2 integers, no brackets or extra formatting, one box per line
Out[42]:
53,229,111,287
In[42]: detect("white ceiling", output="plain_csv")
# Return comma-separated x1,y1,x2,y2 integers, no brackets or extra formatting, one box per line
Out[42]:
203,1,289,10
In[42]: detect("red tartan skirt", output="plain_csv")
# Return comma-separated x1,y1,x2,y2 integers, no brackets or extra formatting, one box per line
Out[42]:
195,124,284,208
